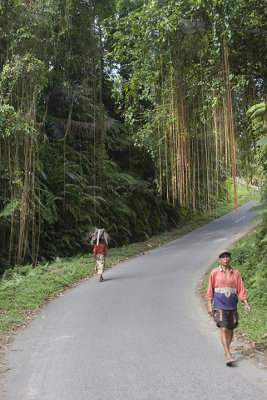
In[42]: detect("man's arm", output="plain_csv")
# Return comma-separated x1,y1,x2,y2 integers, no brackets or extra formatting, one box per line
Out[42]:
236,271,251,313
207,299,214,316
206,271,215,315
243,298,251,313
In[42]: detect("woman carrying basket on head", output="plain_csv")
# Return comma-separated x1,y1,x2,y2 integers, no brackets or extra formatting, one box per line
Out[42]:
88,228,110,282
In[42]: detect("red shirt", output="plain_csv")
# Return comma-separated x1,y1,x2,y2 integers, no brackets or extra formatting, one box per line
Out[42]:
93,243,108,255
206,266,248,310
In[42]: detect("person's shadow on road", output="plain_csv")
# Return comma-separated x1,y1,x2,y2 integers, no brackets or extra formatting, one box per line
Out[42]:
228,354,246,367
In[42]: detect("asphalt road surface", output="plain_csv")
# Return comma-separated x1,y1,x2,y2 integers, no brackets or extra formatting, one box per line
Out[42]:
2,201,267,400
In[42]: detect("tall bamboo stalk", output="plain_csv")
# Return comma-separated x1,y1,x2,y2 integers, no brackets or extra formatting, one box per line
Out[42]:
223,38,239,213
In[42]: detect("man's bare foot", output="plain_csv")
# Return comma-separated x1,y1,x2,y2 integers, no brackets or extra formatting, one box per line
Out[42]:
226,355,234,365
225,352,234,358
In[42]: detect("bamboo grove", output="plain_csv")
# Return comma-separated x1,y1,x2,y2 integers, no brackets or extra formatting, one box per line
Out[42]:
0,0,266,273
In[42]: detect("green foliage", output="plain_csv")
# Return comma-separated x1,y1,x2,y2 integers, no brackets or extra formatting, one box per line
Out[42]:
247,102,267,144
0,200,19,218
0,53,47,97
231,230,267,344
257,137,267,146
246,102,267,254
0,0,265,276
108,0,265,209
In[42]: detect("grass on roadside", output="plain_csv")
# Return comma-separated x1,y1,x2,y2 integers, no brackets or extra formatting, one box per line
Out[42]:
0,183,260,340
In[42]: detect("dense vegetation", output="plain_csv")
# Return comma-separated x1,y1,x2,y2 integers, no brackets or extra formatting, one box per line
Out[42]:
0,0,266,275
233,229,267,345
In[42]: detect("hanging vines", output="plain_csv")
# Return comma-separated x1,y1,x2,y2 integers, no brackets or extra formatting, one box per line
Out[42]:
110,0,265,212
0,0,265,272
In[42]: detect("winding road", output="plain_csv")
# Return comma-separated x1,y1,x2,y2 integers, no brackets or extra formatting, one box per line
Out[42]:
2,201,267,400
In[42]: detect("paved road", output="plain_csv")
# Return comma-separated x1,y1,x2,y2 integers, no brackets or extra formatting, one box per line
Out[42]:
2,202,266,400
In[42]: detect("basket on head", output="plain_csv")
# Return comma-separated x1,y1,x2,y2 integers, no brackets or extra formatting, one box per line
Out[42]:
86,227,110,246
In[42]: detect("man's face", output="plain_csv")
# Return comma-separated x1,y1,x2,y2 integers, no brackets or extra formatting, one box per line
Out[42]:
219,255,231,267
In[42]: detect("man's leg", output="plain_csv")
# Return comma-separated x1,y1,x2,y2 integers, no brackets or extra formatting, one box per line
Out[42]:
225,329,234,358
220,327,234,364
220,327,230,356
226,329,234,347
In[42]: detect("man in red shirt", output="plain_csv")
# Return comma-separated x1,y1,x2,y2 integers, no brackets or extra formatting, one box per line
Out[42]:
206,251,251,365
93,239,108,282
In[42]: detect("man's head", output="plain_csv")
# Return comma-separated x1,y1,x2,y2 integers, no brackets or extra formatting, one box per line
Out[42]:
219,251,231,259
218,251,231,267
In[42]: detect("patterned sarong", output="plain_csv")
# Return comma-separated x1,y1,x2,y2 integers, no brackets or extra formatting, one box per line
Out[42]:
95,254,105,274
